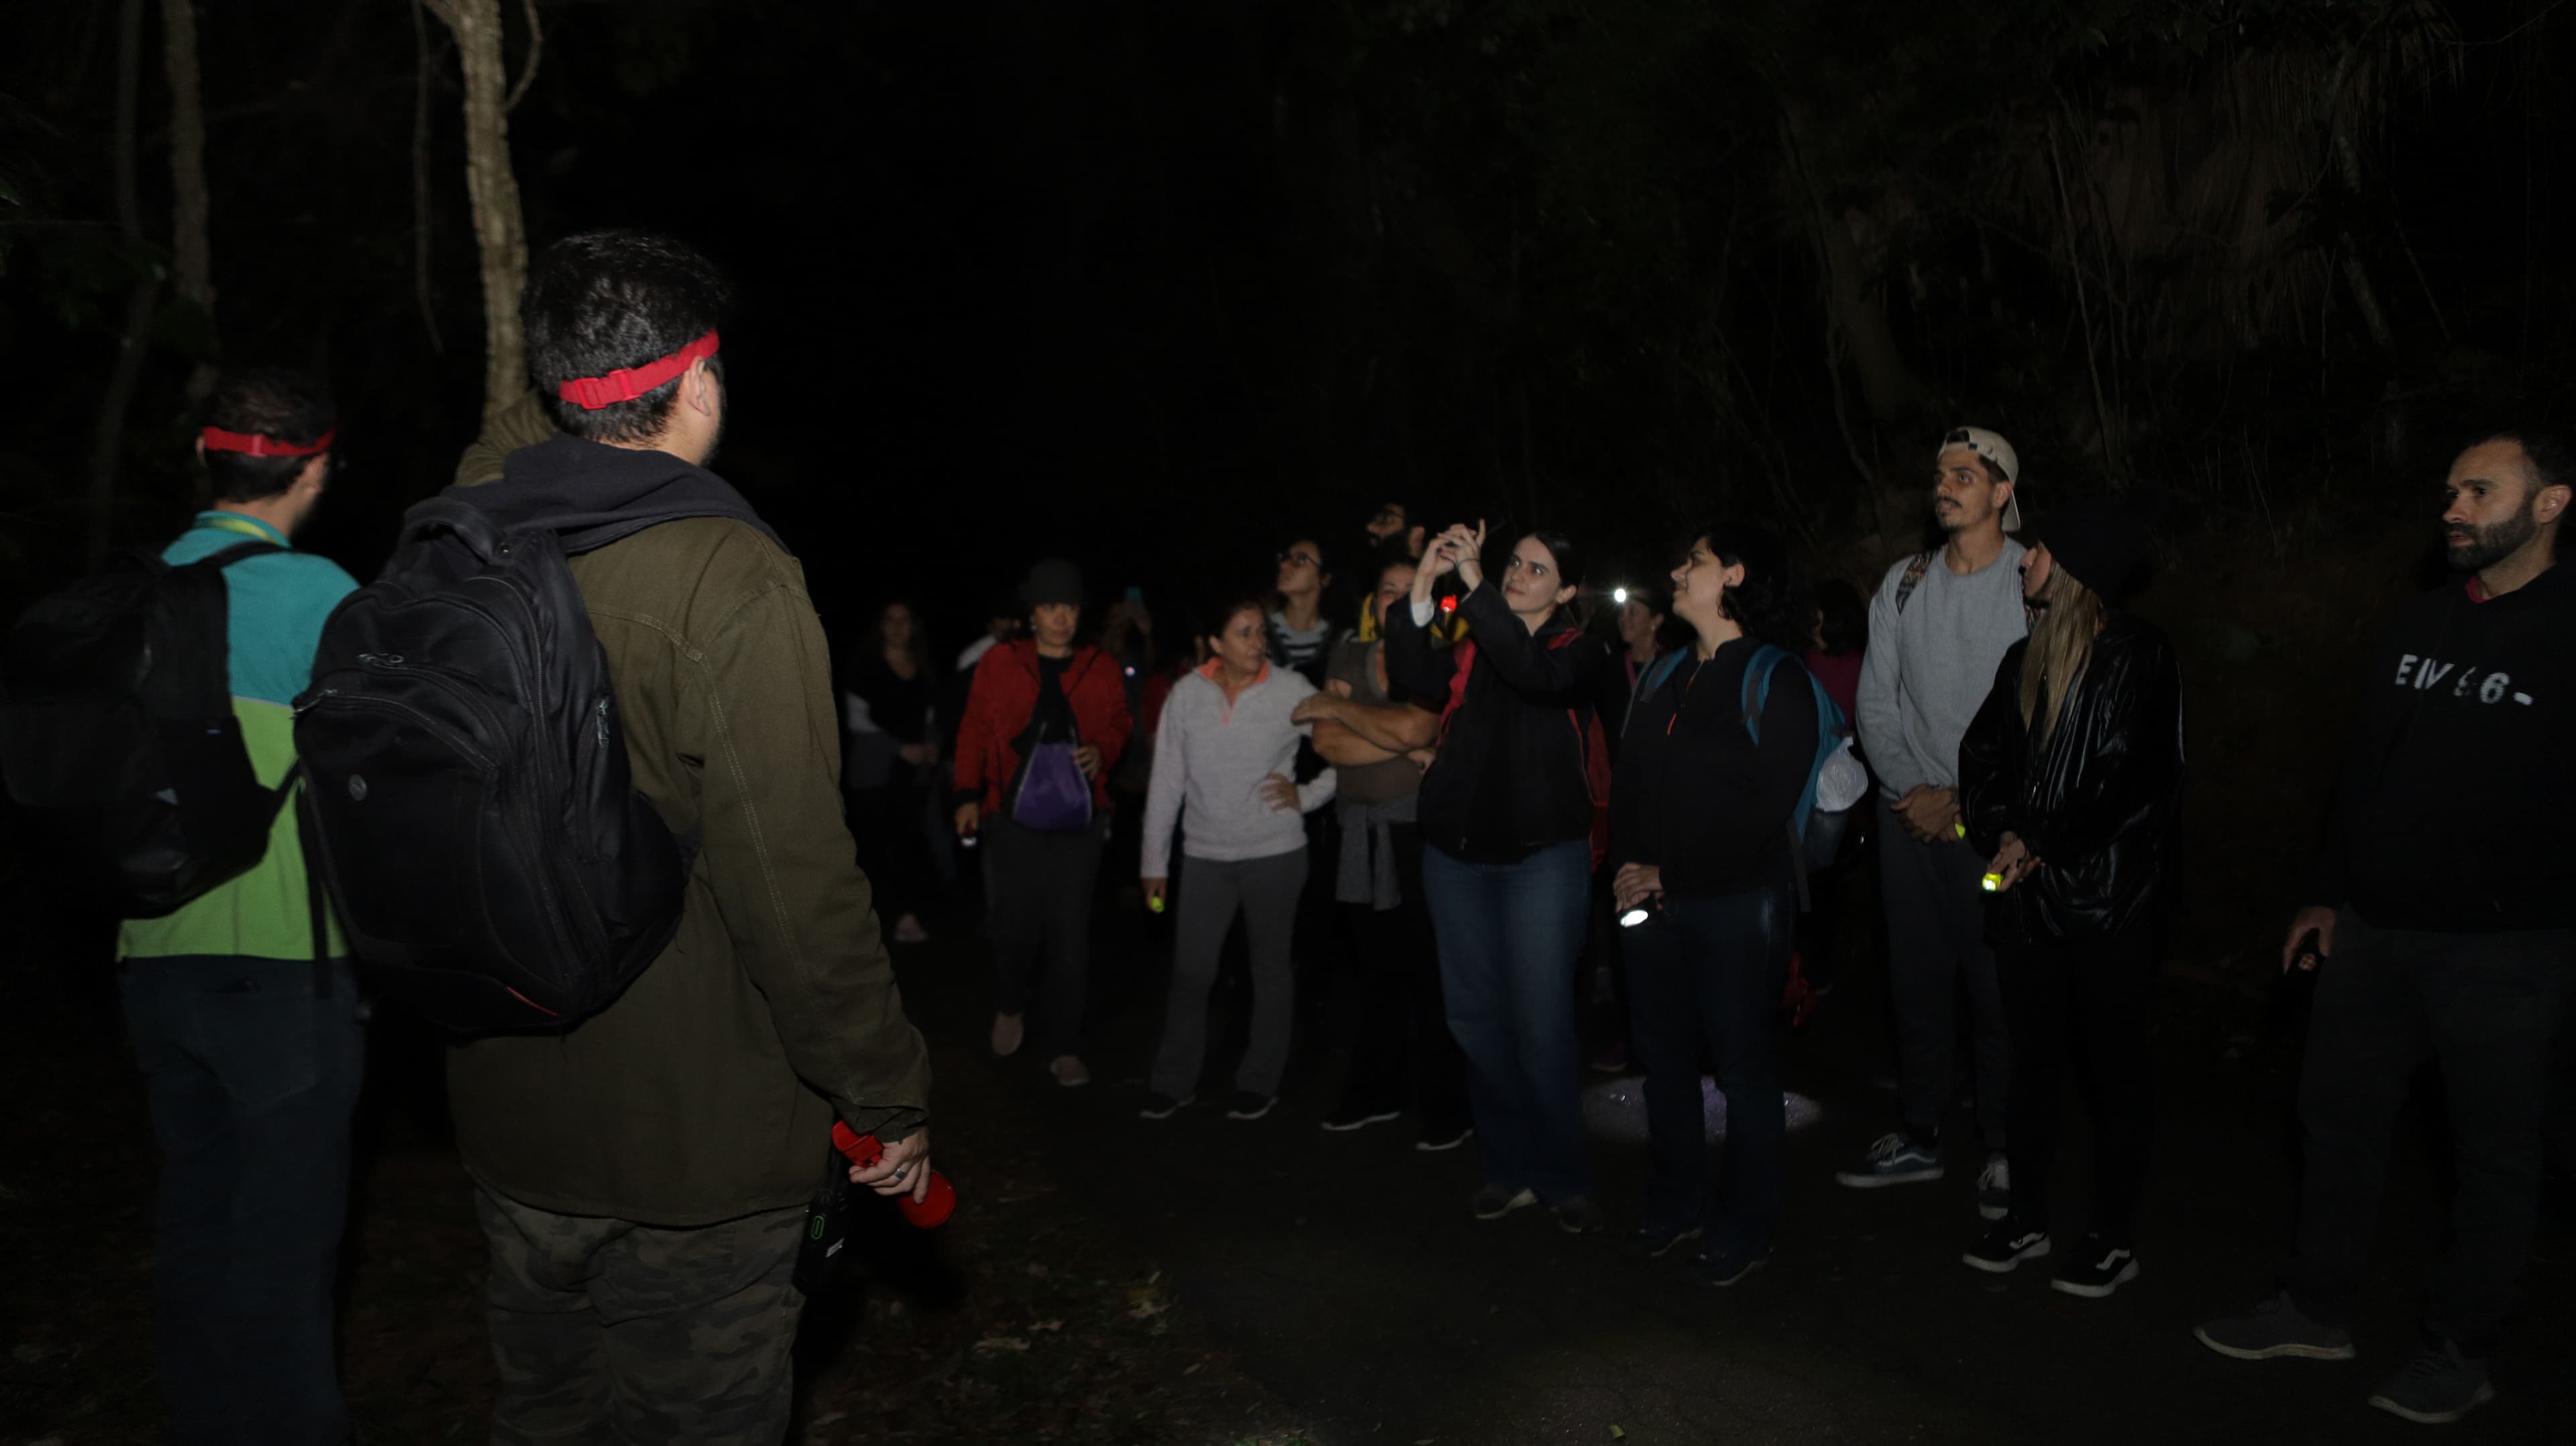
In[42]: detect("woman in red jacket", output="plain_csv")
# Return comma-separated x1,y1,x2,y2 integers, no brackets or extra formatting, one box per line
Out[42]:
953,559,1134,1087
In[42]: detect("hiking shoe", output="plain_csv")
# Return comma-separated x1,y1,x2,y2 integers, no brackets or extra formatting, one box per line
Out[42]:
1048,1055,1090,1088
989,1011,1024,1058
892,913,930,944
1835,1131,1945,1188
1321,1103,1401,1133
1138,1092,1193,1120
1976,1154,2011,1221
1625,1221,1705,1259
1696,1240,1773,1288
2192,1292,2357,1361
1551,1197,1605,1235
1415,1125,1474,1153
1962,1217,2051,1274
2049,1235,2139,1298
1226,1091,1276,1121
1470,1184,1538,1220
2366,1343,2495,1425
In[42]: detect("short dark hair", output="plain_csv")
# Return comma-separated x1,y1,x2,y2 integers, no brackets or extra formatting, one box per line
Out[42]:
1203,594,1271,647
522,229,733,443
200,366,335,503
1699,522,1814,653
2469,416,2576,504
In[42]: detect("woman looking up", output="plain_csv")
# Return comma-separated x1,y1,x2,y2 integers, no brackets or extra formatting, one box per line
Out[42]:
1607,524,1825,1286
1385,520,1613,1233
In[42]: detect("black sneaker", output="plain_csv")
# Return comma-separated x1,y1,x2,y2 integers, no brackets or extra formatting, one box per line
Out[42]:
1550,1196,1605,1235
2049,1234,2139,1298
1625,1221,1705,1259
1226,1091,1276,1121
2192,1292,2356,1361
1835,1131,1944,1188
1138,1092,1193,1120
1961,1217,2050,1274
1469,1184,1537,1220
1695,1239,1773,1288
1320,1103,1401,1133
1415,1125,1474,1153
2366,1343,2496,1425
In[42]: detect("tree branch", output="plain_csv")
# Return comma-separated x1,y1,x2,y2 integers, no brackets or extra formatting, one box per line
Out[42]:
505,0,542,113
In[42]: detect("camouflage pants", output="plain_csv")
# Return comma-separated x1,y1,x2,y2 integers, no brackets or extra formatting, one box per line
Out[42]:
474,1186,806,1446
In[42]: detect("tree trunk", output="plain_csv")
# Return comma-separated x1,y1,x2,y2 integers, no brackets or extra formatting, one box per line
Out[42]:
425,0,529,422
162,0,217,402
1780,102,1932,427
89,0,160,553
411,0,443,352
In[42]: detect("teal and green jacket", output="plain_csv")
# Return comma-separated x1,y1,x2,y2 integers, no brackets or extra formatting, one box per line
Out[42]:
117,511,358,961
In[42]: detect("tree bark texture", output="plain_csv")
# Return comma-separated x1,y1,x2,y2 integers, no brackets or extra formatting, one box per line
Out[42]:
1780,103,1932,429
425,0,529,423
89,0,160,552
162,0,216,401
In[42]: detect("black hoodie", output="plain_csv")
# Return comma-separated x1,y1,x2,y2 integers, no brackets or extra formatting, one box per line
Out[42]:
455,431,780,553
2308,561,2575,933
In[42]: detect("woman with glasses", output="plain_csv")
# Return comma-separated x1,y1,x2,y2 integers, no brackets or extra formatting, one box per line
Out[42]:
1385,519,1613,1233
1267,539,1336,685
1607,524,1825,1285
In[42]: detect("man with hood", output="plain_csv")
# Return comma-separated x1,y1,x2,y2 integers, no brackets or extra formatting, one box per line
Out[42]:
446,230,930,1444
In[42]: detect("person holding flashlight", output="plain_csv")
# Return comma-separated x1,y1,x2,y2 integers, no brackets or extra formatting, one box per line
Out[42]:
1954,500,2182,1299
1605,524,1824,1284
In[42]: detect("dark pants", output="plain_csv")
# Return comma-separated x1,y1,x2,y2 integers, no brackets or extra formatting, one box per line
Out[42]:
2282,911,2575,1353
1335,822,1470,1137
1995,932,2156,1243
1150,848,1309,1100
984,814,1107,1057
1876,797,2010,1148
119,954,366,1446
1624,887,1792,1252
1422,838,1595,1203
847,771,933,923
476,1188,806,1446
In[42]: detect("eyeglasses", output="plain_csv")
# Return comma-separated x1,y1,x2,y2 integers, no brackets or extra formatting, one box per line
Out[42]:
1277,550,1321,569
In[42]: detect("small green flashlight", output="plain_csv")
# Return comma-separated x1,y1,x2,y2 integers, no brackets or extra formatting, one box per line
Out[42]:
1953,820,1968,840
1980,872,2003,892
1147,894,1166,915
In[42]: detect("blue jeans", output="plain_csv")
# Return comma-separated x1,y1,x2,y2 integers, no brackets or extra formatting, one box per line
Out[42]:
1421,839,1595,1203
120,955,366,1446
1623,887,1792,1252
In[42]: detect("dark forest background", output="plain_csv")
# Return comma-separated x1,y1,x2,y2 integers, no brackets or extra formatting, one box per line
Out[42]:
3,0,2567,639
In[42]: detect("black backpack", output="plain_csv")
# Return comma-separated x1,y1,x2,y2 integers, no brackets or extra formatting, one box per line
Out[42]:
1,541,299,917
292,496,691,1032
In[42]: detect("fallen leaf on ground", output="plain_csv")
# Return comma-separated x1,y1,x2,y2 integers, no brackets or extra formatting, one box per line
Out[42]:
1030,1319,1063,1331
972,1336,1030,1353
1611,1428,1627,1440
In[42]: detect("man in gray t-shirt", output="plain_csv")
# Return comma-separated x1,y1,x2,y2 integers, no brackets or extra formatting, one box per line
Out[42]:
1838,427,2030,1213
1295,557,1471,1146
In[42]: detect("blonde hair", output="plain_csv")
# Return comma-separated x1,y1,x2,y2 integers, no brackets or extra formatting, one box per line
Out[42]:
2018,561,2105,748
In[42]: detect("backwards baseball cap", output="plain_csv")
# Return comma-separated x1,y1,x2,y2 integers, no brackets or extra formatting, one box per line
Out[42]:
1937,426,2023,533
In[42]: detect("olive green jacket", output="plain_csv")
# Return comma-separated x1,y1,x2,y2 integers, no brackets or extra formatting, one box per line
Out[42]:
446,393,929,1225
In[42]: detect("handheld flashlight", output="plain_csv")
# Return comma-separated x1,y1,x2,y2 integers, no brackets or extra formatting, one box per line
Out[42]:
1981,873,2004,893
1953,820,1968,840
1619,895,1664,928
1147,893,1165,914
1613,587,1629,605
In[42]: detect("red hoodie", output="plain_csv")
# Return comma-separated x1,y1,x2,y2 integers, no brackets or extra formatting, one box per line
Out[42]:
954,638,1134,815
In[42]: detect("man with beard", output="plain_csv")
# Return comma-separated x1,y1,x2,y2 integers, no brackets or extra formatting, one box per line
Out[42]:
2195,421,2573,1427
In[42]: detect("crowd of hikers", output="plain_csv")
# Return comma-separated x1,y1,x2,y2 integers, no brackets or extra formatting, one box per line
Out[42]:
1,227,2569,1442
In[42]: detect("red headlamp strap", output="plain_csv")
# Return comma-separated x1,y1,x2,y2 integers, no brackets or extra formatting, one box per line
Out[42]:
201,426,335,458
556,329,721,410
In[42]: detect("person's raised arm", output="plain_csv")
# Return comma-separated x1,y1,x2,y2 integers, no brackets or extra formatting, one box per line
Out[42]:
1381,594,1458,704
692,557,928,1144
1452,586,1607,699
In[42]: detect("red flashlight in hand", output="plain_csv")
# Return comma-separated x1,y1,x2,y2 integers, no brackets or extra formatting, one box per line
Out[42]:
833,1122,955,1228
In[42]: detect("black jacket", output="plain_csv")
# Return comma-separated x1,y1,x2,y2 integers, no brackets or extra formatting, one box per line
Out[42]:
2304,563,2576,932
1609,639,1820,898
1959,613,2185,943
1386,586,1611,862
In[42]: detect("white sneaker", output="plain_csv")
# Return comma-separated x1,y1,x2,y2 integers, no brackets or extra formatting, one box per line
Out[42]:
1049,1055,1090,1088
989,1011,1024,1058
1977,1154,2010,1221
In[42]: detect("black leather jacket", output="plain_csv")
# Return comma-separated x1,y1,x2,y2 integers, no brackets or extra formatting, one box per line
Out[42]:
1959,612,2184,943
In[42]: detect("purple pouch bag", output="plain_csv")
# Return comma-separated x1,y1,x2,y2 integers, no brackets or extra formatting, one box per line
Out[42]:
1010,741,1095,832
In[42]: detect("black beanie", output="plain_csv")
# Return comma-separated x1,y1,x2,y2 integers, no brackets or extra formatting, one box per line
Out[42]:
2030,498,2152,604
1020,558,1085,608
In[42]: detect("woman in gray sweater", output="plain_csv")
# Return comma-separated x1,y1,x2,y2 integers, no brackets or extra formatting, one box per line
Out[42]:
1139,598,1338,1121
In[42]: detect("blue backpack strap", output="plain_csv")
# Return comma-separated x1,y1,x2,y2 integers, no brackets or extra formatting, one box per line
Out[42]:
1739,644,1787,744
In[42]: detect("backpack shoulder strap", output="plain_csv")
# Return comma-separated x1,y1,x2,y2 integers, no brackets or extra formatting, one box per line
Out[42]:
191,539,287,570
1892,549,1936,615
1739,644,1789,745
